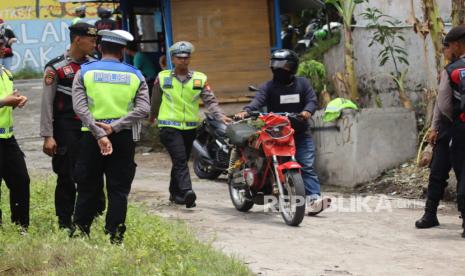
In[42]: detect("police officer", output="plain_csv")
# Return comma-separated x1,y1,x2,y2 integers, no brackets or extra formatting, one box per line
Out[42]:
150,41,231,208
415,39,456,229
72,6,86,25
235,49,331,216
0,65,30,229
72,29,150,243
442,25,465,238
40,23,105,230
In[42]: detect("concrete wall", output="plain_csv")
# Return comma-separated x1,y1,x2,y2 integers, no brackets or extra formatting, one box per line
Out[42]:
324,0,452,107
311,108,418,187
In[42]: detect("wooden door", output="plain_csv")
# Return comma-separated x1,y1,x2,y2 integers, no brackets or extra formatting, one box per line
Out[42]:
170,0,272,99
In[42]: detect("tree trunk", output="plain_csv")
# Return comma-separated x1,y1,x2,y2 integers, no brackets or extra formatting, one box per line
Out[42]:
452,0,465,26
343,24,359,102
423,0,445,76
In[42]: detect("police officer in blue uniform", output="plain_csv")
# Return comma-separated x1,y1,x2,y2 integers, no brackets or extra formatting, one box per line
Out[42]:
72,29,150,243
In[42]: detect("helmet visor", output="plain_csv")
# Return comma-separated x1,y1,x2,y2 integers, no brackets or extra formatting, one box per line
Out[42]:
270,59,290,70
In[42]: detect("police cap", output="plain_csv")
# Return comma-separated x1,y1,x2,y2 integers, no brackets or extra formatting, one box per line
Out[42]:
98,29,134,46
444,25,465,44
170,41,194,57
69,22,97,37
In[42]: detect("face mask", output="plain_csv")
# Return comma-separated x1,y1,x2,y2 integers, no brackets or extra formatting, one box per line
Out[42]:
272,68,294,84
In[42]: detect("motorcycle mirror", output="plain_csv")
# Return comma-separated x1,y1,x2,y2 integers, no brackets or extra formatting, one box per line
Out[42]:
248,85,260,92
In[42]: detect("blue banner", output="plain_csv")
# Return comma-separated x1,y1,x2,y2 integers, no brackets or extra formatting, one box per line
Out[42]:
5,19,97,72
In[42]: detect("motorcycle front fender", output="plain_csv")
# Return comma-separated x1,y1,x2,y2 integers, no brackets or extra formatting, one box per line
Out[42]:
276,161,301,183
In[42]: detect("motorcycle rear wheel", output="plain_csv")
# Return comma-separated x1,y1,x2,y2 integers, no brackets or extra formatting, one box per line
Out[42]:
193,153,223,180
279,170,306,226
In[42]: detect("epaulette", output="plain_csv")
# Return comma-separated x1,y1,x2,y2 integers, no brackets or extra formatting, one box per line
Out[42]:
82,60,98,66
123,62,138,70
1,66,13,81
44,54,65,70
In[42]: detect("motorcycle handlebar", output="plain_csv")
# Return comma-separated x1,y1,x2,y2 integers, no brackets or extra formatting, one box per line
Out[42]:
233,111,304,122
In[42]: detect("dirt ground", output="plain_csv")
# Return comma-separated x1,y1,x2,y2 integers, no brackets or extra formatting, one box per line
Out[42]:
16,81,465,276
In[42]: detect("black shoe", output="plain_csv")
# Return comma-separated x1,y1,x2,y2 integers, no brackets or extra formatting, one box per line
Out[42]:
70,223,90,238
415,212,439,228
170,194,186,205
415,199,439,229
184,190,197,208
58,217,73,230
105,224,126,245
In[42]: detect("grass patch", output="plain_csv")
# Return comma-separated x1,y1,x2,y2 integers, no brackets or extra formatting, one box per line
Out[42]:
0,176,252,275
13,67,42,80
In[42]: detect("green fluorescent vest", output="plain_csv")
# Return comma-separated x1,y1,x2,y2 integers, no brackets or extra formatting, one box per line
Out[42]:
158,70,207,130
0,68,14,139
323,98,358,122
82,69,141,130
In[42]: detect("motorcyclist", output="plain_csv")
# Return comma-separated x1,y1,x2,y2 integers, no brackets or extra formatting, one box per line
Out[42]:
235,49,331,216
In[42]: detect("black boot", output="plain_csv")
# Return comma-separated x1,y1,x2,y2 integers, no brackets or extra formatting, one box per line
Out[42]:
415,199,440,229
106,224,126,245
58,217,72,230
183,190,197,208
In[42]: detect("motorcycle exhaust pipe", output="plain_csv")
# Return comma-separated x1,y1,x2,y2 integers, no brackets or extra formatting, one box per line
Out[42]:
193,140,213,163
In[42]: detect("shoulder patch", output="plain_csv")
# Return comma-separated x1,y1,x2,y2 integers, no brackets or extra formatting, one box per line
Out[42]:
204,81,211,92
44,69,56,86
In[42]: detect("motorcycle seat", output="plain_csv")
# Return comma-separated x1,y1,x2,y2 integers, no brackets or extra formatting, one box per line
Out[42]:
206,113,227,136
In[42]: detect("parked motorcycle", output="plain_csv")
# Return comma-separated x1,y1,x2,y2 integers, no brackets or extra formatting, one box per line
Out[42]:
192,113,230,180
294,20,342,55
192,86,264,180
226,112,307,226
281,24,300,51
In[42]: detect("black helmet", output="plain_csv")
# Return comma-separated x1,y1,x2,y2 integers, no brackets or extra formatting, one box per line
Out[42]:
270,49,299,74
97,7,112,19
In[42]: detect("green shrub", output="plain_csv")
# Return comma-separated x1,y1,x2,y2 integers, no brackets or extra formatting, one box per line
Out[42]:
297,59,327,93
13,67,42,80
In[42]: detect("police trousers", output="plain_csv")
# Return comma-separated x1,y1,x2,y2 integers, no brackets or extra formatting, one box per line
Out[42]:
0,136,30,227
450,123,465,213
73,130,136,235
159,127,196,197
427,124,453,202
53,127,106,225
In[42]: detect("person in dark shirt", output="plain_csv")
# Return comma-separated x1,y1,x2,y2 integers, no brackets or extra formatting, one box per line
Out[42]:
95,7,116,31
0,19,17,70
235,49,331,216
94,7,116,59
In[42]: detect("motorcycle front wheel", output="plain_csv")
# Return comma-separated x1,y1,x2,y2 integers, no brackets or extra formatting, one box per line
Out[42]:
193,153,223,180
279,170,306,226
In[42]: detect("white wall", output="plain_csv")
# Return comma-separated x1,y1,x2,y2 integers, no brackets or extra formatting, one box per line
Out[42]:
324,0,453,107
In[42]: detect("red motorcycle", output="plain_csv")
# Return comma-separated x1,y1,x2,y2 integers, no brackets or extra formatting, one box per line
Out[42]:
226,112,306,226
